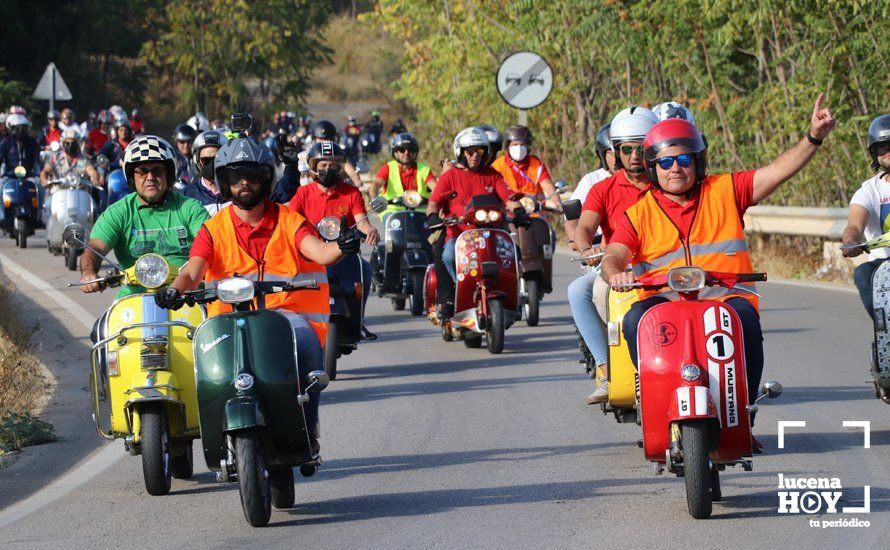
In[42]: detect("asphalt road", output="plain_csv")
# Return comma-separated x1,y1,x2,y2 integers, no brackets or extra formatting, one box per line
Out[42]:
0,227,887,549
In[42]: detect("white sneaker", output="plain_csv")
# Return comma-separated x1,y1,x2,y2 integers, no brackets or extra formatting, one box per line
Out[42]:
586,380,609,405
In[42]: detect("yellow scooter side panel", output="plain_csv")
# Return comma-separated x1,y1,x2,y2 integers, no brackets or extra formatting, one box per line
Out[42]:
607,288,640,408
103,294,204,438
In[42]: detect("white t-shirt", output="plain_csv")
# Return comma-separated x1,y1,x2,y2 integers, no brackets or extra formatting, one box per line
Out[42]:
571,167,611,202
850,172,890,260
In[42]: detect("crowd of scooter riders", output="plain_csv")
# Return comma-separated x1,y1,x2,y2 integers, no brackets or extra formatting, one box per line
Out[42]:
2,95,889,524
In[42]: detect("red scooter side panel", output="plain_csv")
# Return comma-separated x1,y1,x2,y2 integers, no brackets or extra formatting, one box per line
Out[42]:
424,263,437,314
454,229,518,313
638,300,752,462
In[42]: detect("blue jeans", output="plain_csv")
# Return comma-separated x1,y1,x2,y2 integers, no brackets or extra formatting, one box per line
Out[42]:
567,269,609,366
623,296,764,406
443,238,457,282
280,311,323,440
853,258,887,320
360,256,372,313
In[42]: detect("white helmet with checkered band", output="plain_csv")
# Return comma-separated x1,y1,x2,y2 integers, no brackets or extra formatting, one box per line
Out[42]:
121,135,177,190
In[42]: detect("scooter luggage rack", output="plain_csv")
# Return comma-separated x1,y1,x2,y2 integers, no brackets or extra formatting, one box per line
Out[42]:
89,320,198,440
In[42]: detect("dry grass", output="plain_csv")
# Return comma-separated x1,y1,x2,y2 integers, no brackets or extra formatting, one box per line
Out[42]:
746,233,844,282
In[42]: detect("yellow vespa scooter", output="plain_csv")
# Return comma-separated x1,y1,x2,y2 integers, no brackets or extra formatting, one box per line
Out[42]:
65,224,204,495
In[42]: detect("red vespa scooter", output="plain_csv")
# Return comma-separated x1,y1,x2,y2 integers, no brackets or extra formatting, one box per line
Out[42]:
630,266,782,519
423,195,520,354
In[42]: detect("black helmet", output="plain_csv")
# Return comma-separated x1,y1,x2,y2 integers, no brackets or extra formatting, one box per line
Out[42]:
311,120,338,141
390,132,419,157
173,123,197,144
213,137,276,200
867,114,890,171
307,140,346,175
595,123,611,170
504,125,532,146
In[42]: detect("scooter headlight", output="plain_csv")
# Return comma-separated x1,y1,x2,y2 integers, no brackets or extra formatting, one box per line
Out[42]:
474,209,488,223
317,215,341,241
680,364,701,381
488,210,502,222
402,190,422,209
667,267,706,292
217,277,255,304
134,254,170,289
234,373,254,391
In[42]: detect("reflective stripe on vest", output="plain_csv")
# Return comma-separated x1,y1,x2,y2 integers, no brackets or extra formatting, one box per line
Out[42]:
626,173,758,310
202,204,330,345
382,160,431,216
492,155,544,194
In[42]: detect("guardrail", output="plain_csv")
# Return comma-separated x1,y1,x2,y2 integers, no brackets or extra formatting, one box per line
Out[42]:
743,206,849,239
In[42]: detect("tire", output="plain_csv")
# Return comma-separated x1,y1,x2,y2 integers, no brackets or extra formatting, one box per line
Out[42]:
140,405,172,496
15,218,27,249
66,247,78,271
464,335,482,348
270,468,295,509
710,464,722,502
441,322,453,342
234,432,272,527
324,323,338,381
409,271,424,316
524,277,541,327
170,443,194,479
682,420,713,519
486,299,505,354
391,297,406,311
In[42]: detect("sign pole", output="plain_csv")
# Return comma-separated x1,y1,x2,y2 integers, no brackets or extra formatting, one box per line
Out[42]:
50,66,56,112
518,109,528,126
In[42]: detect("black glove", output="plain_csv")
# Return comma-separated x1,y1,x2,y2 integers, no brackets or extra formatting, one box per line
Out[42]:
512,207,532,229
155,287,183,310
276,131,300,166
426,213,443,232
337,215,361,254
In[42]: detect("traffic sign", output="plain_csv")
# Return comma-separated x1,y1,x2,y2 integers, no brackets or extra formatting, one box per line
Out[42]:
33,63,72,110
496,51,553,110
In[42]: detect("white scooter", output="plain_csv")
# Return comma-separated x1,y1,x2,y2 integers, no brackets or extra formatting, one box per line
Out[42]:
45,173,97,270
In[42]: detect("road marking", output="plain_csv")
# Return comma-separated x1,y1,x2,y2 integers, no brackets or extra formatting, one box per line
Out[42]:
0,252,121,526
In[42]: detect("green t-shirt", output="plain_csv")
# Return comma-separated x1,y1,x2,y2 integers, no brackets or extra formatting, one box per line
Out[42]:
91,191,210,296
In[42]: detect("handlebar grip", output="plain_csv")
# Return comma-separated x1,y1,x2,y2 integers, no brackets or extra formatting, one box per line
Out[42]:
289,279,319,290
737,273,767,282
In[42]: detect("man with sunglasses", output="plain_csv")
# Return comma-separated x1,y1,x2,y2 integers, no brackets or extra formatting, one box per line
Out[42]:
602,95,836,445
370,132,437,219
181,129,229,215
79,135,210,296
569,106,658,404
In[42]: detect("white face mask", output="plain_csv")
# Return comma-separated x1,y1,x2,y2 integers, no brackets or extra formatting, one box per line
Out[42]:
509,144,528,161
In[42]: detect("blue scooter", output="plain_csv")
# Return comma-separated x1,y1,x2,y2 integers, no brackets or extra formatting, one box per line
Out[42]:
2,166,42,249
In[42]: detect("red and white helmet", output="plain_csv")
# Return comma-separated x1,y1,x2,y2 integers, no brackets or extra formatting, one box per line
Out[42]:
643,119,708,184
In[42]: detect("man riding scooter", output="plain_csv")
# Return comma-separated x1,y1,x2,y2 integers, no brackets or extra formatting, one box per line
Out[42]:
157,134,360,454
602,94,836,451
181,129,229,215
370,132,437,218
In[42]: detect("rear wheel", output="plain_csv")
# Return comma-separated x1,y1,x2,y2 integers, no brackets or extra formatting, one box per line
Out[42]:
140,405,172,496
170,443,194,479
15,218,27,249
524,277,541,327
66,247,78,271
486,299,505,354
391,297,406,311
682,420,713,519
409,271,424,316
324,323,338,381
270,468,295,509
234,432,272,527
464,334,483,348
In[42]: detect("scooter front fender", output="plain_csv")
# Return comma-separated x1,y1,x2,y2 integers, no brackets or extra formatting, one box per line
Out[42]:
224,396,265,432
670,385,718,423
402,249,429,270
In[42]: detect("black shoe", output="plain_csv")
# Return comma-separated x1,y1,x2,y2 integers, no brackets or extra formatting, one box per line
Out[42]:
361,325,378,341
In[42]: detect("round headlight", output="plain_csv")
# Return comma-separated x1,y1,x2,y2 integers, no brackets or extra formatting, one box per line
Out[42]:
135,254,170,289
317,216,342,241
234,373,254,391
13,166,26,179
403,190,422,208
680,364,701,381
474,210,488,222
488,210,502,222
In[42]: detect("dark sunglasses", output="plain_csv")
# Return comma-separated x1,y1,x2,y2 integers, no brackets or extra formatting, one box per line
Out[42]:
198,156,216,164
223,166,270,186
133,166,166,178
620,144,643,155
465,147,487,157
394,147,415,154
655,153,694,170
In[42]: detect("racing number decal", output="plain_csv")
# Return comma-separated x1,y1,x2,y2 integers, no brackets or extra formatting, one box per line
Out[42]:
706,333,734,361
704,306,734,361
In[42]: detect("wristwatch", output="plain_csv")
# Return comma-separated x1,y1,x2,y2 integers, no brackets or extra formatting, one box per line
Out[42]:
806,132,823,146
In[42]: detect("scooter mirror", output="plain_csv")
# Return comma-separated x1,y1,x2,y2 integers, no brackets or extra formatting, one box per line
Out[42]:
63,223,88,249
39,150,52,165
760,381,783,399
562,199,582,221
554,179,568,190
306,370,330,393
370,196,388,213
317,216,342,241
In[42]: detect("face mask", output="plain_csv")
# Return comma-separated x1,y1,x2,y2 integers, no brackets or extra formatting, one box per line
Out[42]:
63,142,79,156
200,162,215,181
509,145,528,162
317,168,339,187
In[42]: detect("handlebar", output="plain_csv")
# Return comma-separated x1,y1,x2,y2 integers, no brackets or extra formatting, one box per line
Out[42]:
172,278,320,307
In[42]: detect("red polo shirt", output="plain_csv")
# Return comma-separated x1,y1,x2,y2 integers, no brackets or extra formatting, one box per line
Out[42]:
190,200,316,264
375,162,436,193
288,180,367,226
581,170,651,243
429,166,512,239
88,128,109,152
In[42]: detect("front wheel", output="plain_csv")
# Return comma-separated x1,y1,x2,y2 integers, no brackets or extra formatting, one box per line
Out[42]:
66,247,78,271
524,277,541,327
140,405,172,496
409,271,424,316
391,297,406,311
234,432,272,527
486,299,505,354
324,323,338,381
682,420,713,519
15,218,27,249
270,468,295,509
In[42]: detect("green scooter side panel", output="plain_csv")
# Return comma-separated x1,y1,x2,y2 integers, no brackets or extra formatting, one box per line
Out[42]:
193,310,311,470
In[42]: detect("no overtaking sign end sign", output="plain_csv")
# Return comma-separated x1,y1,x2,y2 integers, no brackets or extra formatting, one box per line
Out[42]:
496,51,553,110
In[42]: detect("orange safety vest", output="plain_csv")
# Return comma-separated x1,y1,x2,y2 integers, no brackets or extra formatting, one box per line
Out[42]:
625,173,758,310
202,205,330,345
491,155,545,194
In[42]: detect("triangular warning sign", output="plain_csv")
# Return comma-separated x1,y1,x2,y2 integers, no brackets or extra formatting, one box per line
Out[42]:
33,63,73,101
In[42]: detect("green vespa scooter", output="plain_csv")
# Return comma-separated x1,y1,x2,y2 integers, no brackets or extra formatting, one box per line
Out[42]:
179,276,330,527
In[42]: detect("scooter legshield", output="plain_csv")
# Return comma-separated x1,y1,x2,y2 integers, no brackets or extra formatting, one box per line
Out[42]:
871,260,890,389
193,310,312,471
606,288,639,408
638,300,752,462
454,228,519,319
